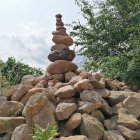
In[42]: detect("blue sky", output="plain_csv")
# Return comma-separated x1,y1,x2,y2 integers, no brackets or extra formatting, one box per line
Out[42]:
0,0,88,69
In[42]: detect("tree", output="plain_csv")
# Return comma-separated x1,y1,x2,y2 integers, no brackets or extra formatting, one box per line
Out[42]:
70,0,140,87
0,57,43,85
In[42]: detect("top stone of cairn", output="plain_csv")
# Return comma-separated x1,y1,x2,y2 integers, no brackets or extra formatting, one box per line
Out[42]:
52,14,73,46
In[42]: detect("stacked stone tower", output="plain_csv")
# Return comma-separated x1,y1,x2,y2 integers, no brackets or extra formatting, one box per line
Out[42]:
47,14,78,75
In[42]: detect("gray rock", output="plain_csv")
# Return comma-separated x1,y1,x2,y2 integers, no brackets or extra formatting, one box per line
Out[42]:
80,113,104,140
22,93,57,129
48,49,75,62
107,91,134,106
51,44,68,51
78,101,96,114
0,101,24,117
55,85,76,99
117,125,140,140
55,102,77,120
103,130,125,140
0,117,26,134
80,90,102,109
11,124,32,140
118,108,140,130
74,79,93,92
123,93,140,117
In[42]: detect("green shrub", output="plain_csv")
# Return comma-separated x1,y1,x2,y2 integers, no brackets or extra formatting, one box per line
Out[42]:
32,124,58,140
0,57,43,85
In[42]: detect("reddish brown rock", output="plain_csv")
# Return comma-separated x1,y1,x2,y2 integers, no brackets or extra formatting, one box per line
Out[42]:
52,35,73,46
52,30,66,36
47,60,78,75
20,87,46,105
11,84,33,101
22,93,57,128
66,113,81,131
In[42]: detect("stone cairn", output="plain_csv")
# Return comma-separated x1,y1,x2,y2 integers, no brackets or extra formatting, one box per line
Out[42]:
47,14,78,75
0,14,140,140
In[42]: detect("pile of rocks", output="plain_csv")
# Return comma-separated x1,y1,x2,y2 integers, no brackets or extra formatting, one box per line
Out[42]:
47,14,78,75
0,15,140,140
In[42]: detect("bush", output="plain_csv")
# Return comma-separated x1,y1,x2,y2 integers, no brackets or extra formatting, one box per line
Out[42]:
32,124,58,140
0,57,43,85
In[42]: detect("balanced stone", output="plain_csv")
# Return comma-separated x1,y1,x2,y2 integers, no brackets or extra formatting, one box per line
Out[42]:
55,14,62,18
51,44,68,51
47,60,78,75
56,22,64,26
48,48,75,62
52,35,73,46
52,30,67,36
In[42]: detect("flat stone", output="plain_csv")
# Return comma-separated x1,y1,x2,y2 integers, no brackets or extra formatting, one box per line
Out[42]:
55,85,76,99
47,60,78,75
48,49,75,62
107,91,135,106
117,125,140,140
66,113,81,131
123,93,140,117
52,35,73,46
118,108,140,130
0,101,24,117
103,130,125,140
74,79,93,92
51,44,68,51
52,30,66,36
11,124,32,140
11,84,33,101
69,76,86,86
78,101,96,114
0,117,26,134
55,102,77,120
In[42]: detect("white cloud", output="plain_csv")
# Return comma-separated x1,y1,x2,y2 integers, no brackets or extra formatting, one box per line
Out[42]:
0,22,82,71
0,23,52,69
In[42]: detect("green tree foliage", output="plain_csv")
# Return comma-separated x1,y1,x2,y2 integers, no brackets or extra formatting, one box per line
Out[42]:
0,57,43,85
70,0,140,87
0,60,10,93
32,124,58,140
